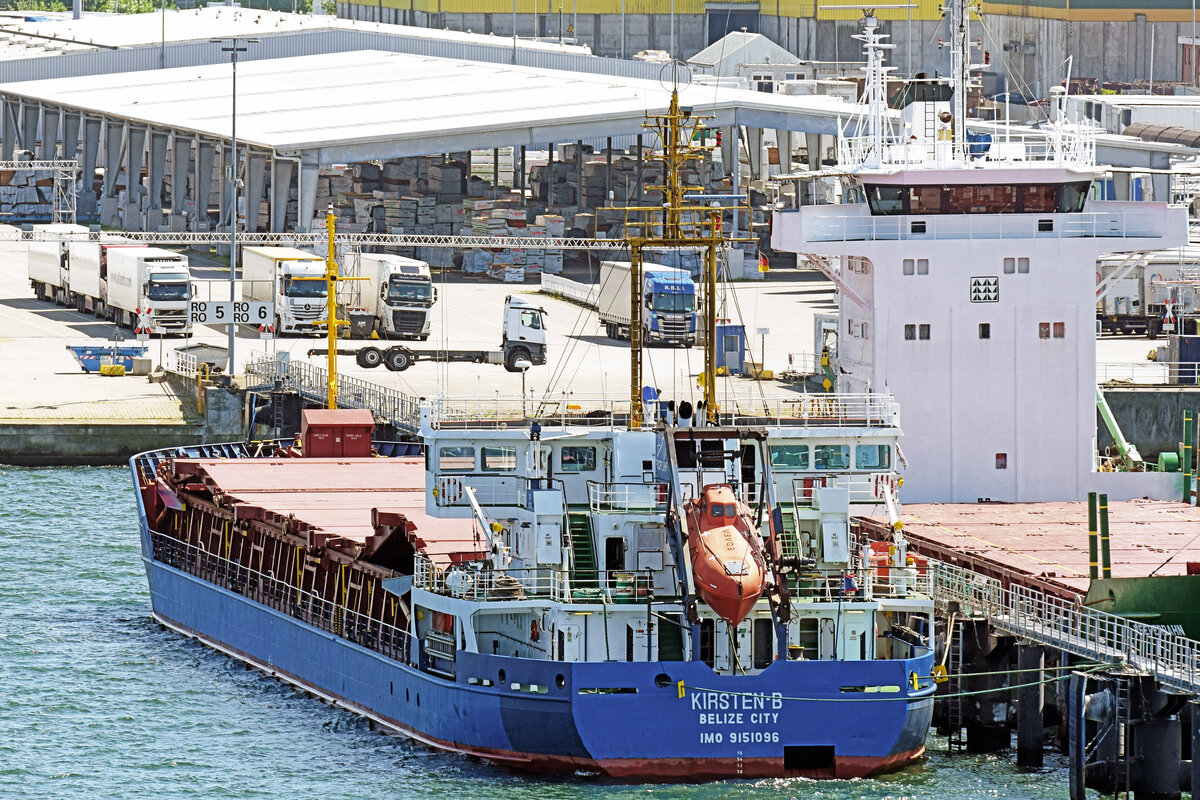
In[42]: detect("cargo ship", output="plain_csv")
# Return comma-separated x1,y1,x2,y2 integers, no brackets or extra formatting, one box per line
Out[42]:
127,47,937,780
132,394,934,779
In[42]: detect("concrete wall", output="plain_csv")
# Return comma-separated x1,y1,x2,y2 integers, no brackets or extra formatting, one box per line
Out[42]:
0,377,244,466
1098,386,1200,464
337,5,1185,93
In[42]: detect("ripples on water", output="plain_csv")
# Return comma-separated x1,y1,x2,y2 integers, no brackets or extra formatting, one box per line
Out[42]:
1,466,1070,800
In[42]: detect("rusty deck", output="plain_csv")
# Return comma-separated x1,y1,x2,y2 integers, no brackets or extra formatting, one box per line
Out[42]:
860,499,1200,600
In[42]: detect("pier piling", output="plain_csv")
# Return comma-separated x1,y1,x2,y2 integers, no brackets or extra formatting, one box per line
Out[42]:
1016,644,1044,767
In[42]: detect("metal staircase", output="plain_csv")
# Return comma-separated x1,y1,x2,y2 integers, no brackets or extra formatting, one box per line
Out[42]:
1113,676,1132,798
567,513,599,591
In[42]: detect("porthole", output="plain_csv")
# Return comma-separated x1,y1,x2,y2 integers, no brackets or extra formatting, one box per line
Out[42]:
555,674,566,689
498,669,507,684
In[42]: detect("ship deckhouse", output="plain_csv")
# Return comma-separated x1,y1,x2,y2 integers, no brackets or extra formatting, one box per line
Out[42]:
771,12,1188,503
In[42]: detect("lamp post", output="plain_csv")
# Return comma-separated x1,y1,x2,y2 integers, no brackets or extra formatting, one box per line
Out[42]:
212,36,257,375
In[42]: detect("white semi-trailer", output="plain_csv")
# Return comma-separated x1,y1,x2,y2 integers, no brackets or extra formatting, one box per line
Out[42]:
243,246,328,335
104,247,193,335
342,252,436,339
67,239,146,315
27,223,88,305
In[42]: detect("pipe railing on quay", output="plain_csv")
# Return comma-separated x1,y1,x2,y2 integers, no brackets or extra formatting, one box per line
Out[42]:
930,559,1200,694
1098,360,1200,385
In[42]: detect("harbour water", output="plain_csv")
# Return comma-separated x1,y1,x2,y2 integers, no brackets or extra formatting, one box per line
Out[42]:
2,466,1071,800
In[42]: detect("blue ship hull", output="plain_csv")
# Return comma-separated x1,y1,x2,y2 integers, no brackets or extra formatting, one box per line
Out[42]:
133,482,935,779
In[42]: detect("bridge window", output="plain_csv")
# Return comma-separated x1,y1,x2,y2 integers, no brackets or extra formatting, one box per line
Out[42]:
438,446,475,471
481,446,517,472
866,185,905,214
865,181,1091,215
814,445,850,470
770,444,809,470
855,444,891,469
560,445,596,472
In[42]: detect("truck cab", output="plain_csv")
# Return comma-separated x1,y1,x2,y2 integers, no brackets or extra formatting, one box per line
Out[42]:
644,267,696,346
279,259,328,335
361,254,435,339
142,259,193,334
500,295,548,371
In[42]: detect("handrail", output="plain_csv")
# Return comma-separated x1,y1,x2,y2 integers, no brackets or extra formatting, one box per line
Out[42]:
794,209,1165,244
1098,361,1200,385
931,559,1200,694
152,532,413,665
166,349,198,379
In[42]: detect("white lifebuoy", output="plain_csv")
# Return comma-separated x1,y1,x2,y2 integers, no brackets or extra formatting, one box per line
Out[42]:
440,476,463,504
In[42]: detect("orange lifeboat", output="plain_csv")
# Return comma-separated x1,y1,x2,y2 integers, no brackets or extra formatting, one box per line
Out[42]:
685,484,766,626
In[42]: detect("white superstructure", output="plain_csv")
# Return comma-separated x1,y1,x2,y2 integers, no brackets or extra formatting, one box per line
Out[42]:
770,11,1188,502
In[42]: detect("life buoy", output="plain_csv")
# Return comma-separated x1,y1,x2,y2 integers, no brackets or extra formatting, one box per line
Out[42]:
530,619,540,642
440,476,463,504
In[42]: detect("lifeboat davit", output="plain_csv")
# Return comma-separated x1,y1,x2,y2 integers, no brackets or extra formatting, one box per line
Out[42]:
685,484,767,626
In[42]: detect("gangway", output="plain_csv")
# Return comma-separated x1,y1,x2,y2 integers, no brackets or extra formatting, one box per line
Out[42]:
931,559,1200,694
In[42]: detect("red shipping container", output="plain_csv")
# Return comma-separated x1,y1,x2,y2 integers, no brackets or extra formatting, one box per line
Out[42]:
301,408,375,458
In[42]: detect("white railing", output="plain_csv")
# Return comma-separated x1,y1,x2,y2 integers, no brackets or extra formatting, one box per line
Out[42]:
838,126,1097,171
434,473,529,508
540,274,599,308
724,393,899,428
588,481,668,513
782,352,822,377
413,555,582,604
791,566,933,603
800,210,1164,244
790,473,889,506
931,560,1200,694
245,355,422,433
167,349,198,378
1098,361,1200,385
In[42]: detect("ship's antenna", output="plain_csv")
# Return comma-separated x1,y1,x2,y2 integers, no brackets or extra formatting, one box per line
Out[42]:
616,65,753,429
821,5,909,168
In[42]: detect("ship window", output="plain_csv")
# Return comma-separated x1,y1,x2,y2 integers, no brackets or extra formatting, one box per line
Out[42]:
908,186,941,214
979,323,991,339
481,446,517,471
855,444,891,469
1022,185,1058,213
1039,322,1051,339
904,324,916,340
1018,257,1030,273
1053,321,1065,338
1061,181,1089,212
902,258,914,276
946,184,1016,214
725,504,737,517
917,258,928,275
1003,257,1015,274
866,185,905,214
996,453,1007,469
814,445,850,470
918,324,930,340
438,446,475,471
560,445,596,472
711,503,724,518
770,444,809,470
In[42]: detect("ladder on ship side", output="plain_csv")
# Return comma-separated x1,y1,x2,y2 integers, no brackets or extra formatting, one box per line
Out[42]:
1113,676,1132,798
924,101,937,150
272,392,285,437
567,513,599,592
946,620,967,753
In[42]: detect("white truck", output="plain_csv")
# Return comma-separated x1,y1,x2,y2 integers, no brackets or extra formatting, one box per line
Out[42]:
597,260,696,346
67,239,146,315
243,246,328,335
27,223,89,306
319,295,547,373
104,247,193,335
342,252,436,340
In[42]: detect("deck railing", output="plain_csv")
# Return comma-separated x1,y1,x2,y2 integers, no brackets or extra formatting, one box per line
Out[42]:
931,559,1200,694
588,481,669,513
414,554,656,605
152,532,413,665
796,209,1163,244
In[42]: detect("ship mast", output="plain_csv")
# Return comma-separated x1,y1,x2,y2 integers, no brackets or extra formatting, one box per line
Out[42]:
621,86,750,428
318,204,365,409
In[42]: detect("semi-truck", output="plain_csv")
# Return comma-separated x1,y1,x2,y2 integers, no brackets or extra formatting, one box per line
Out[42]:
67,239,146,315
103,247,193,335
315,295,547,373
597,261,696,346
27,223,88,306
1096,249,1198,338
341,252,436,339
243,246,328,335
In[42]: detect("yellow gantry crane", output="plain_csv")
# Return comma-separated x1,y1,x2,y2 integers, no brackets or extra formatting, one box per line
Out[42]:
620,89,752,429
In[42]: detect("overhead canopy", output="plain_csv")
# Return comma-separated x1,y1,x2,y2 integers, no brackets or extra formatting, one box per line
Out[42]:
0,48,859,164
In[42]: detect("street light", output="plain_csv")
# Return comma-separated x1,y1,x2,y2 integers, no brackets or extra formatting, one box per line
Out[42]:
212,36,257,376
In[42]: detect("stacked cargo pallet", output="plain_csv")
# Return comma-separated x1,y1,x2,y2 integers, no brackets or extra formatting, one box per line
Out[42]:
0,169,53,221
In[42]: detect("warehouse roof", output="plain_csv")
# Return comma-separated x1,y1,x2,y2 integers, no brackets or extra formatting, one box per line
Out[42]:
0,48,856,162
0,6,590,56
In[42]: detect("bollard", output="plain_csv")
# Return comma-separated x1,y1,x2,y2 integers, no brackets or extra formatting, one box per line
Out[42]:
1099,493,1112,580
1088,492,1099,581
1184,411,1193,505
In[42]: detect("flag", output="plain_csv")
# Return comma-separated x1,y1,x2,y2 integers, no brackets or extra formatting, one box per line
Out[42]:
758,253,769,273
